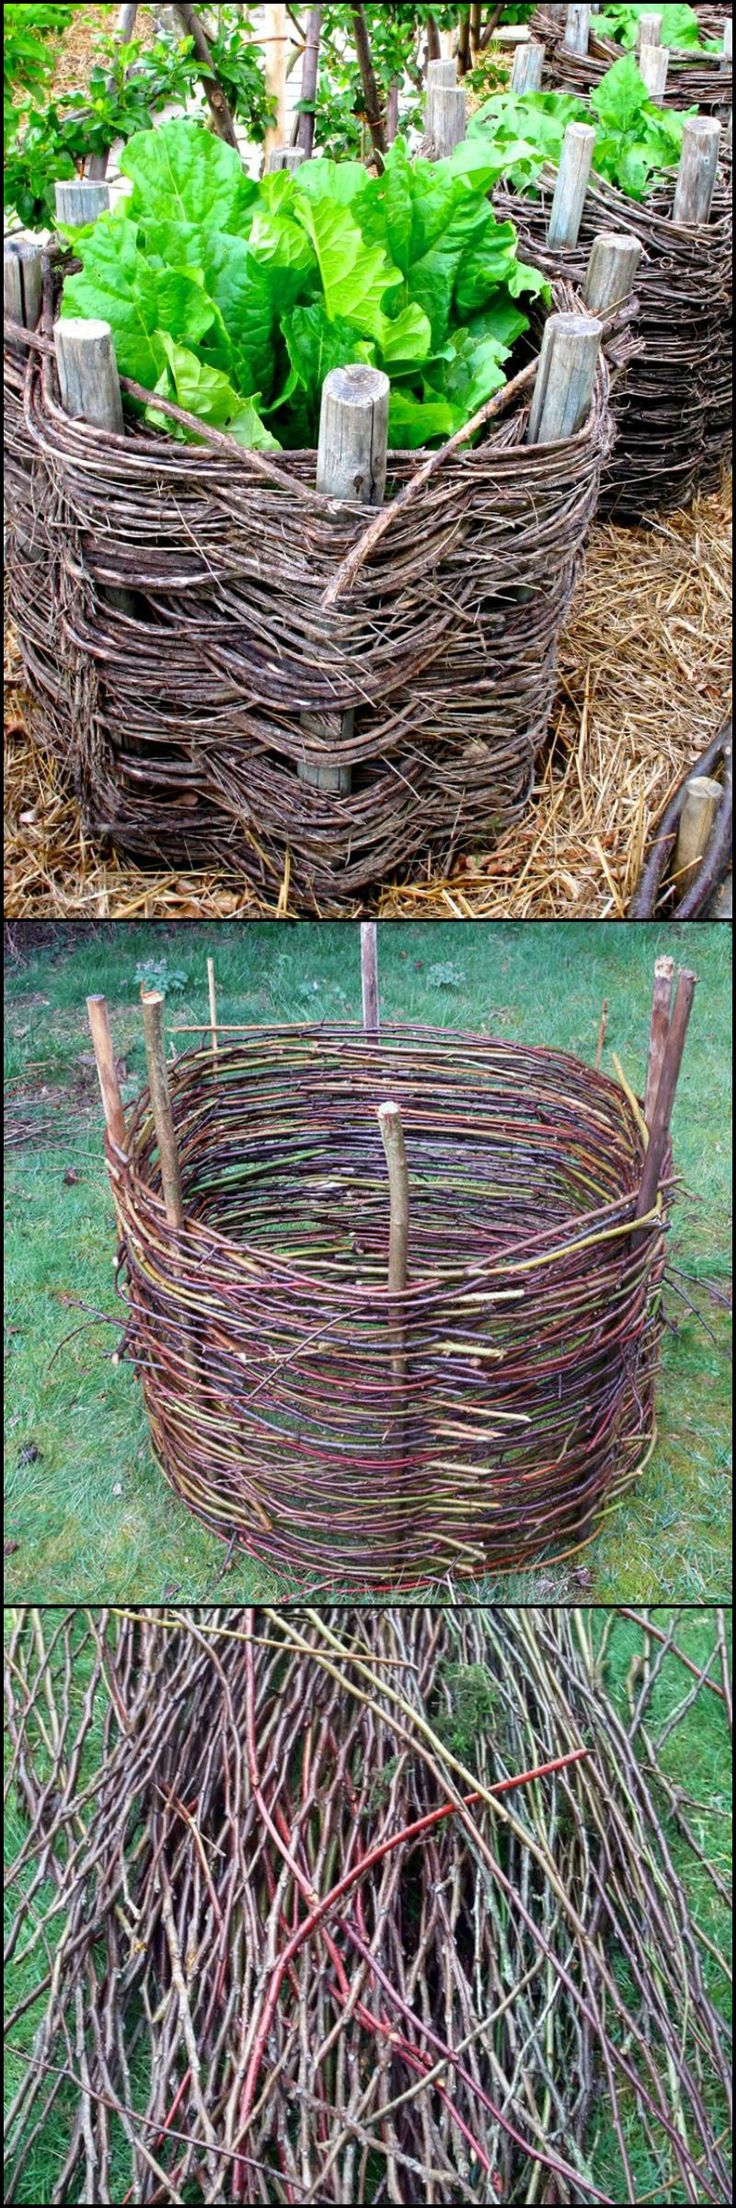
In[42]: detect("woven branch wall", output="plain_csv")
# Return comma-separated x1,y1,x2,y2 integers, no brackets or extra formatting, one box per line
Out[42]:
4,285,611,906
494,171,732,518
531,3,733,117
112,1025,670,1587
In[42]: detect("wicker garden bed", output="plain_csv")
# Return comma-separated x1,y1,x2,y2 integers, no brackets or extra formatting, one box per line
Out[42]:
531,2,733,118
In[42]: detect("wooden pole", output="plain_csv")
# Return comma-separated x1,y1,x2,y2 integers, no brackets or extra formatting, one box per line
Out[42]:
54,179,112,226
297,4,322,154
722,21,733,67
644,955,674,1128
547,122,596,250
299,364,389,795
426,77,467,156
377,1101,409,1378
141,991,185,1230
207,956,218,1056
636,11,662,51
672,117,721,226
54,316,124,434
585,231,642,311
674,776,723,895
633,968,697,1243
563,5,590,55
511,42,545,93
86,996,127,1153
639,43,669,97
361,922,379,1033
4,236,43,345
527,312,602,444
265,145,306,172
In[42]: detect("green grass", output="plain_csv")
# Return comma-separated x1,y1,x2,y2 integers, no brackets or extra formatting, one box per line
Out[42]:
4,921,731,1603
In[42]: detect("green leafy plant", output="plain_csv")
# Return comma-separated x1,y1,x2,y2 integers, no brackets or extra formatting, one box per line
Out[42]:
596,4,721,53
60,118,550,451
133,958,189,996
4,3,76,144
469,53,694,200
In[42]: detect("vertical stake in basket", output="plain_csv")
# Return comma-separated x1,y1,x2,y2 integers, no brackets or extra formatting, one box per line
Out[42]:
299,364,389,795
54,179,112,226
527,313,603,444
547,122,597,251
636,11,662,51
644,955,674,1128
674,777,723,896
672,117,722,226
207,956,219,1059
633,967,697,1246
563,6,590,56
141,992,185,1230
53,317,137,617
511,42,545,93
585,232,642,311
639,44,669,98
722,21,732,68
265,146,306,173
4,236,43,351
87,996,127,1154
425,57,467,156
361,922,380,1033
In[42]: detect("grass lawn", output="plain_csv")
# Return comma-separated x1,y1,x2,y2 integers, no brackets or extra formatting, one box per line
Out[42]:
4,920,731,1605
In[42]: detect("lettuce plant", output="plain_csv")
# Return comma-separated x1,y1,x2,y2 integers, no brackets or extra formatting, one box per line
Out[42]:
595,4,720,53
468,53,695,201
60,120,550,452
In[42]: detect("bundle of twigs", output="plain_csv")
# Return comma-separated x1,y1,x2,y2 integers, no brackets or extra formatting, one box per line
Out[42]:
3,268,612,905
4,1605,731,2204
530,5,733,119
494,167,732,517
108,1024,670,1586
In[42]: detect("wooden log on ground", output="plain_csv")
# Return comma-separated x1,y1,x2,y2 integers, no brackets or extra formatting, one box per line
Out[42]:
633,968,697,1245
672,117,721,226
674,775,723,894
644,956,674,1128
511,42,545,93
361,922,379,1033
527,312,603,444
299,364,389,794
547,122,596,250
585,231,642,310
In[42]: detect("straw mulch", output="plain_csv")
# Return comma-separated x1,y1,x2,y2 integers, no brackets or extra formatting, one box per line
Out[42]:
4,474,731,919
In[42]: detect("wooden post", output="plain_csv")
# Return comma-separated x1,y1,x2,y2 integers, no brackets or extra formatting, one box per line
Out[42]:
562,5,590,55
207,956,218,1056
722,21,732,67
511,42,545,93
644,955,674,1128
527,312,602,444
674,776,723,895
54,180,112,226
361,922,379,1033
639,44,669,97
633,968,697,1244
672,117,722,226
299,364,389,795
86,996,127,1153
547,122,596,250
636,11,662,50
377,1102,409,1378
4,235,43,343
585,231,643,311
426,66,466,156
141,992,185,1229
54,317,124,434
265,146,306,172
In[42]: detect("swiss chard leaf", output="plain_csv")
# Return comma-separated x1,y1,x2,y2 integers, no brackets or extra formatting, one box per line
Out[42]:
60,216,217,388
149,334,280,449
121,118,256,231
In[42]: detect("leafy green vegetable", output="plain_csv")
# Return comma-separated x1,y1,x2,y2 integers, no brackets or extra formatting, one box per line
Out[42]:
469,54,694,202
61,120,550,454
596,4,720,53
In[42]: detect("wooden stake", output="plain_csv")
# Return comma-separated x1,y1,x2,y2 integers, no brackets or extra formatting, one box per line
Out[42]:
86,996,127,1153
633,968,697,1243
644,955,674,1129
585,232,642,311
639,43,669,97
300,364,389,795
207,956,218,1056
426,78,467,156
594,999,608,1072
265,146,306,172
722,21,732,67
54,179,112,226
4,236,43,349
297,6,322,155
141,992,185,1230
672,117,721,227
563,6,590,55
377,1102,409,1378
361,922,379,1033
674,776,723,895
511,41,545,93
527,312,602,444
54,316,124,434
547,122,596,250
636,11,662,50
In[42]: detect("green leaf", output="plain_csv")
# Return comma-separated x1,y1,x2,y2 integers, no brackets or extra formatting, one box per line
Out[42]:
425,324,509,418
60,217,217,388
374,301,433,369
274,302,375,445
152,335,280,449
292,190,400,340
121,118,255,232
387,388,464,449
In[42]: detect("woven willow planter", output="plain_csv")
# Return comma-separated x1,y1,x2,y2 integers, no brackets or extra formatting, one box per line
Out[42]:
104,1023,673,1589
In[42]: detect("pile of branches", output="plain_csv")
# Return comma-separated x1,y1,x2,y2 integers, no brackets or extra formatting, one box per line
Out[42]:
5,1605,732,2204
4,272,612,906
495,166,732,518
111,1024,669,1586
530,5,733,120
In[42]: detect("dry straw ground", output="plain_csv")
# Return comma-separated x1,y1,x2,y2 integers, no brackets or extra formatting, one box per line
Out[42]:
5,472,731,919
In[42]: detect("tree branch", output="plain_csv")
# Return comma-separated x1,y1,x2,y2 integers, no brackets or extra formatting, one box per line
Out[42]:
173,3,240,146
349,3,386,168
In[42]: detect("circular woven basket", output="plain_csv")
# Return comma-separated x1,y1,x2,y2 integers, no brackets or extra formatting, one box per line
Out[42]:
531,3,733,119
113,1024,670,1588
4,278,612,905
